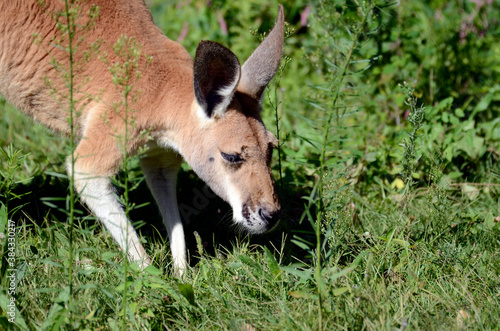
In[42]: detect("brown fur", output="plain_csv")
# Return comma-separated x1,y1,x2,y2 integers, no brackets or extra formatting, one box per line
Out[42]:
1,1,192,172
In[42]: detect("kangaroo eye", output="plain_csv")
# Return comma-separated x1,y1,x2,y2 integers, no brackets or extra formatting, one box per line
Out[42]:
221,152,244,164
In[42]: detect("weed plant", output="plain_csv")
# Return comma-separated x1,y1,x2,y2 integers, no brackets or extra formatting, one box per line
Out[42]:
34,0,100,325
0,0,499,330
398,81,425,216
106,34,152,329
292,1,386,327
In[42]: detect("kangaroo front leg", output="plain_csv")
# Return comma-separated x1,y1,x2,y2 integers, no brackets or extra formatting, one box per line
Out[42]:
69,160,151,269
140,147,186,275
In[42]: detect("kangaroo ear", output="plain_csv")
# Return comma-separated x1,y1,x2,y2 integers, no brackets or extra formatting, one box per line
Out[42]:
193,41,241,119
238,5,284,100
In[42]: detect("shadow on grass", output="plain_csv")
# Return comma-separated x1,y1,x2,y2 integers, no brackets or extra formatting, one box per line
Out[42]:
3,166,315,269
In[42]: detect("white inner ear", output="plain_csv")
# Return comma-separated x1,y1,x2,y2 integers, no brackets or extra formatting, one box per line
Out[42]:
197,103,213,122
211,71,240,118
195,66,241,123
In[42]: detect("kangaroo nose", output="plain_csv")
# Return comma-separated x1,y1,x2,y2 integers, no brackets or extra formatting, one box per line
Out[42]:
259,207,282,230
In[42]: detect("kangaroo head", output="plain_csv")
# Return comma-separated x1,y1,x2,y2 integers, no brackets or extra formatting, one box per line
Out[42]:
184,5,284,234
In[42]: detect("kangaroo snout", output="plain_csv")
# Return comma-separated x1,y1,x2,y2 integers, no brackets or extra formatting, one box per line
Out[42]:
240,198,281,234
258,207,282,231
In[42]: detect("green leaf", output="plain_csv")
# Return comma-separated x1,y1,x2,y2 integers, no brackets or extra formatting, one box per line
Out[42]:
178,283,196,306
291,238,313,252
144,308,155,318
462,120,475,131
447,171,463,179
144,276,168,289
239,254,260,269
461,184,480,200
473,93,493,115
454,133,485,160
264,247,281,278
484,214,496,230
42,303,68,331
280,264,313,282
288,290,315,299
329,251,368,282
52,286,69,305
43,171,68,179
41,259,64,268
455,108,465,118
144,265,162,276
393,238,410,248
332,286,349,296
108,318,120,331
15,263,26,286
101,251,117,260
363,152,377,162
449,114,459,125
0,203,6,234
443,145,454,162
436,97,454,110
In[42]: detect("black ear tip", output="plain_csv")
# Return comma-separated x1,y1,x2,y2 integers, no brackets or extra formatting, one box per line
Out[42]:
195,40,219,59
195,41,240,65
193,40,242,119
196,40,218,50
196,40,208,49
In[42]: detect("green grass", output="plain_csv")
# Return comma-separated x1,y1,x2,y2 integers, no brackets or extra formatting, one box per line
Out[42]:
1,0,500,329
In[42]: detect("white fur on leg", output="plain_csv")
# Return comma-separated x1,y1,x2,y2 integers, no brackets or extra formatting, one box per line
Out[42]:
168,219,186,273
70,164,152,268
140,148,187,276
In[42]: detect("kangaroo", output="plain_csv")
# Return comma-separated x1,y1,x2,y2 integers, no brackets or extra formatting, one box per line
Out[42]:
0,0,284,274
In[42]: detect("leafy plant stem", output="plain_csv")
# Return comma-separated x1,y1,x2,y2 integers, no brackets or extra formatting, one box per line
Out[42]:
106,35,149,329
399,81,425,218
314,3,372,328
269,56,291,191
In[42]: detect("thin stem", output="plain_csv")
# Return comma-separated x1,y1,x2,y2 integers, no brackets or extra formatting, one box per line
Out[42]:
273,80,284,191
64,0,76,311
121,82,130,331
